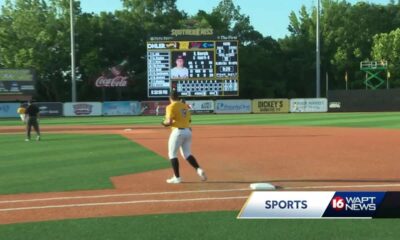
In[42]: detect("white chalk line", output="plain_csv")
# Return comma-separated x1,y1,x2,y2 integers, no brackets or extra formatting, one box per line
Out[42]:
1,183,399,210
284,183,400,190
0,188,251,204
0,196,248,212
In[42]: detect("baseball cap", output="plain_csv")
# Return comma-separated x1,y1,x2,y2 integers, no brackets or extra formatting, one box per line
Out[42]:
176,55,185,60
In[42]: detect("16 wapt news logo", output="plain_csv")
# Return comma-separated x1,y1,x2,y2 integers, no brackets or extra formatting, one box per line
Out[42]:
331,196,376,211
323,192,385,218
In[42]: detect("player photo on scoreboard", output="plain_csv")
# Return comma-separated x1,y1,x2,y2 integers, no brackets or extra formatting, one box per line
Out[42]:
170,52,189,79
170,51,215,79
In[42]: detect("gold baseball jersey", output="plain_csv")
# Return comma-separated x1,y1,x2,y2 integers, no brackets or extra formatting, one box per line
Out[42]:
165,101,191,129
17,107,26,114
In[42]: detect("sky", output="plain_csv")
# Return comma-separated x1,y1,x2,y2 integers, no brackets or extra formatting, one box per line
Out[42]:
0,0,393,39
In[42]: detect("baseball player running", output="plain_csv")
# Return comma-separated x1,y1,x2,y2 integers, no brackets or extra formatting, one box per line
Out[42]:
162,91,207,184
17,103,26,122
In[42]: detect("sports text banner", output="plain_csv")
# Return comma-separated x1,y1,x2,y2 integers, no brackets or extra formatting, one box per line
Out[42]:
252,99,289,113
238,191,400,219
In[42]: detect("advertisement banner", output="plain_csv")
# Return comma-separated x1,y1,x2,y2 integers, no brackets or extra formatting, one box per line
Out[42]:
215,100,251,114
238,191,399,219
63,102,102,116
95,60,131,88
130,102,142,116
102,101,141,116
0,103,19,118
290,98,328,113
140,101,169,116
185,100,214,113
37,102,63,117
0,69,35,96
252,99,289,113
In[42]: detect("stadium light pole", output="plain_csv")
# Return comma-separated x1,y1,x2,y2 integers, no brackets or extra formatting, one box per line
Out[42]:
70,0,77,102
316,0,321,98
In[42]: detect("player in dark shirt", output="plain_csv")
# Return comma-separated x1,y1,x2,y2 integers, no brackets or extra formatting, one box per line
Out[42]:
25,101,41,141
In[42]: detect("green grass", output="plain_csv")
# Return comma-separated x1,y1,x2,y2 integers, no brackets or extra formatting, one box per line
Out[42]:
0,134,169,194
0,211,399,240
1,113,400,238
2,112,400,128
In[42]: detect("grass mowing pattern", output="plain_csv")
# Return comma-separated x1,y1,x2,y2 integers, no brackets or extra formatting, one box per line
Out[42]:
0,211,399,240
2,112,400,128
0,134,169,194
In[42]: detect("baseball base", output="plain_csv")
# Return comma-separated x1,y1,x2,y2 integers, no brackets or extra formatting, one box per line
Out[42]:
250,183,276,190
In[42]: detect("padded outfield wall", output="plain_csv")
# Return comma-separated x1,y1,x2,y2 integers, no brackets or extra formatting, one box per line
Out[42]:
0,98,329,118
328,89,400,112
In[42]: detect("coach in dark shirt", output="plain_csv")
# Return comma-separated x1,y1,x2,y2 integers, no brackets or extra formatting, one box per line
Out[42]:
25,101,41,141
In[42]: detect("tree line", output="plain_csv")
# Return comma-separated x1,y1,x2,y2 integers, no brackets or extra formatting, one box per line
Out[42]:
0,0,400,101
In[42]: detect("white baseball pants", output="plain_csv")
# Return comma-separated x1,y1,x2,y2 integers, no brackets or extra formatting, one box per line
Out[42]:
168,128,192,159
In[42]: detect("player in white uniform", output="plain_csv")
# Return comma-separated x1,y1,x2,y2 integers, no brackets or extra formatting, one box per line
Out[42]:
162,91,207,184
170,55,189,79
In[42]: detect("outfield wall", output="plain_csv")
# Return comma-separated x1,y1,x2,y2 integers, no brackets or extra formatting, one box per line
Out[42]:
252,99,290,113
328,89,400,112
64,102,102,116
0,103,19,117
102,101,141,116
37,102,63,117
185,100,214,114
0,98,328,118
290,98,328,113
215,100,252,114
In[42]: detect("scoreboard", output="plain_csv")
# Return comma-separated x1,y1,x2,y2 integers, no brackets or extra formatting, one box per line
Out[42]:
147,37,239,97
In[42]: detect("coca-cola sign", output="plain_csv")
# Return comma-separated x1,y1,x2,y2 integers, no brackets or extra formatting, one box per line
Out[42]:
95,60,132,88
95,76,128,87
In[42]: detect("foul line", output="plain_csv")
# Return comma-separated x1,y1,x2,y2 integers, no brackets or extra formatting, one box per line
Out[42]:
284,183,400,190
1,183,399,205
0,196,248,212
0,188,250,204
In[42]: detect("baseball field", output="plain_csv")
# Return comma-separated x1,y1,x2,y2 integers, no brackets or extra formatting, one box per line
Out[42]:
1,112,400,239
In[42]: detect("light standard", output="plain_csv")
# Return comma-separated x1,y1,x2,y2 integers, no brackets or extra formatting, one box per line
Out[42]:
316,0,321,98
70,0,77,102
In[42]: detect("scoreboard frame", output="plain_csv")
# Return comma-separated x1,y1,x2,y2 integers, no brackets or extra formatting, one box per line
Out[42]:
147,36,239,98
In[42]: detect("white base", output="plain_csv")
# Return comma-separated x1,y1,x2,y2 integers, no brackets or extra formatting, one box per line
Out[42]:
250,183,276,191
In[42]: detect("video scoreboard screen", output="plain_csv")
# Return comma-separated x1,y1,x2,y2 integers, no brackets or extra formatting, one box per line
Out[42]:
0,69,35,96
147,37,239,97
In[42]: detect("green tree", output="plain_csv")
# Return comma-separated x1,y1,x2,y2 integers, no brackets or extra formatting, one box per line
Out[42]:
280,6,316,97
282,0,400,95
371,28,400,88
121,0,184,35
239,37,285,98
0,0,73,101
211,0,262,44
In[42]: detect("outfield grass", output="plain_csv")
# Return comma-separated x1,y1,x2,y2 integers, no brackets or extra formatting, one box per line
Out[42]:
0,211,399,240
2,112,400,128
0,134,169,194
